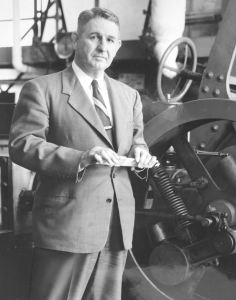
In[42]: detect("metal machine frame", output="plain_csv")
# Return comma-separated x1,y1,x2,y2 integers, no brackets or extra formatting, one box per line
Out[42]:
124,0,236,299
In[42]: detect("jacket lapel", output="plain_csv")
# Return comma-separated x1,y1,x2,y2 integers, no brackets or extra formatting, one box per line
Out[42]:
105,75,127,153
62,65,113,148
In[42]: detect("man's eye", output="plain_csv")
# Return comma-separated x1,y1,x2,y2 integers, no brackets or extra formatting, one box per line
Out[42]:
91,36,98,40
108,39,115,43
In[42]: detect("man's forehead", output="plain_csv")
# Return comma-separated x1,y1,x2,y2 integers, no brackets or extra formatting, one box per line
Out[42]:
84,18,120,35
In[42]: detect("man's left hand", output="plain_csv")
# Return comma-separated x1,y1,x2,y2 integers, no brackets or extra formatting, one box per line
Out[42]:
131,147,158,171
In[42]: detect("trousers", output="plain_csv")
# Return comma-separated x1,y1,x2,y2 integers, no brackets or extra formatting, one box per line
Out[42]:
28,199,128,300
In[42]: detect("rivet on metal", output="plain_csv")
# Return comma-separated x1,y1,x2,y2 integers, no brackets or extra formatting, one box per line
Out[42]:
217,74,225,82
202,86,209,94
211,125,219,132
199,143,206,150
206,71,213,79
213,89,220,97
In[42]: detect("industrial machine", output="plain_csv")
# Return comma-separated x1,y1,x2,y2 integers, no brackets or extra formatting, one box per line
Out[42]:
1,0,236,299
123,0,236,299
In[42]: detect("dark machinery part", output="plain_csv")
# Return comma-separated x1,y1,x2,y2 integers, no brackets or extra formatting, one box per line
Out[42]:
149,243,193,286
137,210,213,225
150,163,192,229
218,155,236,192
133,157,236,289
18,189,35,213
17,174,39,213
126,97,236,300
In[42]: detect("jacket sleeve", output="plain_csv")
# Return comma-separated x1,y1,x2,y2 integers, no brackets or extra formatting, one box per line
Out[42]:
9,80,84,181
128,90,149,156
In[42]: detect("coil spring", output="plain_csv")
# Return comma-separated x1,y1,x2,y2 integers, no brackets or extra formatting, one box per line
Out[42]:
151,163,192,229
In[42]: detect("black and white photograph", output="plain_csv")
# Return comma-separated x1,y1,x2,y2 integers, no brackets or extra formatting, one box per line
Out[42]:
0,0,235,299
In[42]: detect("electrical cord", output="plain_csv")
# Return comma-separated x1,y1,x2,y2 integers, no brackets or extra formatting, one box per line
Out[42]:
128,250,210,300
128,249,175,300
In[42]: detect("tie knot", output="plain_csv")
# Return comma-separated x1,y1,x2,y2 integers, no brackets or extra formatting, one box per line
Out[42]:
92,80,99,90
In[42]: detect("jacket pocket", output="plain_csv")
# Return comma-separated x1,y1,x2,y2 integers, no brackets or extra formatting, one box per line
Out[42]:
36,177,71,197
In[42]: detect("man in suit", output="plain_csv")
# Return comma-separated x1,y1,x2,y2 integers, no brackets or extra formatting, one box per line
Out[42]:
9,7,157,300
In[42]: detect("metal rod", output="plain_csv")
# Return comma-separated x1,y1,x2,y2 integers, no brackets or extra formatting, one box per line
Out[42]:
195,150,229,157
136,210,208,223
180,69,202,82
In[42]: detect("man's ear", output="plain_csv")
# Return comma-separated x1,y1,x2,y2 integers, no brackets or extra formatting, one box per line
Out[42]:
117,40,122,51
114,40,122,55
71,32,79,50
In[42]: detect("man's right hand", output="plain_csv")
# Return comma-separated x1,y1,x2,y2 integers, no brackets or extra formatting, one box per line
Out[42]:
80,147,119,169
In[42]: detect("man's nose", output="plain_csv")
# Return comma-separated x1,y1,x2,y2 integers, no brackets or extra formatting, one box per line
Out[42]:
97,38,107,51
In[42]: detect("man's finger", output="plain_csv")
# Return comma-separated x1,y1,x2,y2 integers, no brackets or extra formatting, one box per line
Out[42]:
147,156,158,168
98,149,119,166
94,153,104,164
137,150,150,168
134,147,141,163
141,155,152,168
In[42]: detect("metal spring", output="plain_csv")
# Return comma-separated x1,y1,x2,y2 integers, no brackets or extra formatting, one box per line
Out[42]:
151,163,192,229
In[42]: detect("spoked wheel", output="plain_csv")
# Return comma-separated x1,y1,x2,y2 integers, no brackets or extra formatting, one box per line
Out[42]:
157,37,198,103
123,99,236,300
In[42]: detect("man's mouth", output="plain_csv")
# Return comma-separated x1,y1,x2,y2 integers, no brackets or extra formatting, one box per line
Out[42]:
94,56,106,59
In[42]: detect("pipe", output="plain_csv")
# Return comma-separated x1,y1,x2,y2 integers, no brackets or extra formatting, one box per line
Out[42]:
12,0,45,75
150,0,186,78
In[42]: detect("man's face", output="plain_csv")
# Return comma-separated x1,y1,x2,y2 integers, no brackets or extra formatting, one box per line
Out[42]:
72,17,122,76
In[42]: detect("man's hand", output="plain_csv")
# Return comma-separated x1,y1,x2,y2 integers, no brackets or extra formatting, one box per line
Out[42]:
80,146,119,169
131,147,157,171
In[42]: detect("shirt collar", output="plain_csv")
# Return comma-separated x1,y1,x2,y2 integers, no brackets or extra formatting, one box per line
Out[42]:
72,61,107,91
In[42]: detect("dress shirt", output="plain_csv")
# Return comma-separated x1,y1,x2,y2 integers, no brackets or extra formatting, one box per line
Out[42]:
72,61,115,175
72,61,113,124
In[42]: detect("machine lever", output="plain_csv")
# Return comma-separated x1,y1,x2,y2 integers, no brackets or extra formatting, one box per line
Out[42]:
137,210,213,227
163,65,202,82
195,150,229,157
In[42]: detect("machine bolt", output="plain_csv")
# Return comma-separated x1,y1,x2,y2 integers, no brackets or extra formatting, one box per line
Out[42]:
212,89,220,97
217,74,225,82
213,259,219,266
201,218,213,227
211,124,219,132
2,207,8,212
1,182,8,187
202,86,209,94
222,212,228,218
199,143,206,150
166,94,171,101
221,225,227,231
206,259,219,267
206,71,213,79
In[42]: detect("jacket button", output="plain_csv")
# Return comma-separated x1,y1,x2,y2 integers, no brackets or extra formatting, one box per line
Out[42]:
106,198,112,203
112,174,116,178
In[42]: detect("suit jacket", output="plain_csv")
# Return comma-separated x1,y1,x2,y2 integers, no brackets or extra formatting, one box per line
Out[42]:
9,64,148,253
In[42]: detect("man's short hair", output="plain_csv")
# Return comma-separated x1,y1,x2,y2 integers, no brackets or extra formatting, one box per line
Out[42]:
77,7,120,36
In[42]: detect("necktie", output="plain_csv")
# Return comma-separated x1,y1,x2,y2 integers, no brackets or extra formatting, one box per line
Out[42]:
91,80,115,147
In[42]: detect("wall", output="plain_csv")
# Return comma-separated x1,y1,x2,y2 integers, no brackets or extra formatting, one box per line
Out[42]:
62,0,149,41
